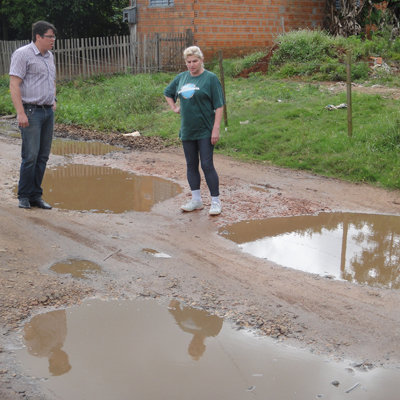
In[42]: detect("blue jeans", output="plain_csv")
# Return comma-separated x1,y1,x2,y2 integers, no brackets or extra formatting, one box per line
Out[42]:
18,107,54,201
182,137,219,197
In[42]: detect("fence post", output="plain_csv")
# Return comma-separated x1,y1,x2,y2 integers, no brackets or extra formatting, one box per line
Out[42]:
218,50,228,127
155,33,161,72
346,50,353,138
81,38,86,78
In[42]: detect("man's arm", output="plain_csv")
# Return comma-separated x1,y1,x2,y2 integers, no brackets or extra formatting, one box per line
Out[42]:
53,81,57,111
9,75,28,128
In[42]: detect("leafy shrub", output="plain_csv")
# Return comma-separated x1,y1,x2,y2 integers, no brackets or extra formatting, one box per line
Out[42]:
0,75,10,88
352,62,369,81
270,29,337,66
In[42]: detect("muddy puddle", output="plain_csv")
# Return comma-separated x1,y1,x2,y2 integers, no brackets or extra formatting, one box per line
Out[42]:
11,137,181,212
219,212,400,289
28,164,182,213
15,298,399,399
50,259,102,279
50,139,124,156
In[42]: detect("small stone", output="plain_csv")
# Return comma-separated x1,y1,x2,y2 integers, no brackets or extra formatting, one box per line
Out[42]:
279,325,288,334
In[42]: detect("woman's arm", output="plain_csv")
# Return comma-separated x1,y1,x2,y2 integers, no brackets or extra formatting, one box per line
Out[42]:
165,96,180,114
211,106,223,145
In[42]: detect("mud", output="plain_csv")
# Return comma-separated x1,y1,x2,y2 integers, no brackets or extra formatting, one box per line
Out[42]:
1,118,400,399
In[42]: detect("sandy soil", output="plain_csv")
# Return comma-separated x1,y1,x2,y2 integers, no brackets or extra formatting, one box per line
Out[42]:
1,116,400,399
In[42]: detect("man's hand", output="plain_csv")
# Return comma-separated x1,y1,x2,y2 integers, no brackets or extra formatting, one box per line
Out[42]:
10,76,29,127
17,112,29,128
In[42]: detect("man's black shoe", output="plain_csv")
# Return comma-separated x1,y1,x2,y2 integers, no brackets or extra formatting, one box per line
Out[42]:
30,198,52,210
18,198,31,209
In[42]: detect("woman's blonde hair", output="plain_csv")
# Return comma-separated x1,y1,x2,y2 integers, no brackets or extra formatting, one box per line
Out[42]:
183,46,204,60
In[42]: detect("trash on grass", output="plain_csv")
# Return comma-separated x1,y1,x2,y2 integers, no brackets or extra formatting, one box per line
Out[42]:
370,57,393,76
122,131,141,137
325,103,347,111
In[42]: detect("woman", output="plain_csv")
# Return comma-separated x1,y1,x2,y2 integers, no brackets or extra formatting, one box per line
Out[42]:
164,46,225,215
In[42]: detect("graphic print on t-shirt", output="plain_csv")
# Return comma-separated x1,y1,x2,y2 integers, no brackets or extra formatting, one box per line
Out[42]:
178,83,200,99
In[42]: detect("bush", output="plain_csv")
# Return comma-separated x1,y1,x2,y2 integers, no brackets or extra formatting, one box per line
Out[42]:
267,29,398,82
270,29,337,66
0,75,10,88
352,62,370,81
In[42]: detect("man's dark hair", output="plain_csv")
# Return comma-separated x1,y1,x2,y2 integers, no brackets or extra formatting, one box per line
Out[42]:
32,21,57,42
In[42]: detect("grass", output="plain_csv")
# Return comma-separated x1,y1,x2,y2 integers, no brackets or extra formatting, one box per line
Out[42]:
1,30,400,189
218,77,400,188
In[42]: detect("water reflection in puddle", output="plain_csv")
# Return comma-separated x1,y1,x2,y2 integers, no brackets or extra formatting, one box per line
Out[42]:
219,212,400,289
38,164,181,213
16,298,399,399
50,259,102,279
141,248,172,258
51,139,124,156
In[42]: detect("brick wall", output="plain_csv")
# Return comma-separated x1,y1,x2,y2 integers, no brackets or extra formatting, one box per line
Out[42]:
135,0,326,58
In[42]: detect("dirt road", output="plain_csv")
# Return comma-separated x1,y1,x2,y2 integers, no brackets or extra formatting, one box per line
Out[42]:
1,120,400,399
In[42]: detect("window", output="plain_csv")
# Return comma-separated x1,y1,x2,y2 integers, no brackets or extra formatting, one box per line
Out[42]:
335,0,360,10
149,0,174,6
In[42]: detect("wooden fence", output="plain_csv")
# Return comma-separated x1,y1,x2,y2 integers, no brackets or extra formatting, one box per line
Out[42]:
0,31,192,80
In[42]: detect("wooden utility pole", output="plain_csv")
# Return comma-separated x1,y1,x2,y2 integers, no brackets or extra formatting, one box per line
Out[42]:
346,50,353,138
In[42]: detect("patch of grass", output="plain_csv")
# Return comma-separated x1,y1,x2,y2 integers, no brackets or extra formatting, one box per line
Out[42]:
217,78,400,188
0,75,15,115
268,29,378,82
55,73,173,132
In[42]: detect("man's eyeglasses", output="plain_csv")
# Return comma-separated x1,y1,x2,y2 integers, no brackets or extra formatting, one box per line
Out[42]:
42,35,56,40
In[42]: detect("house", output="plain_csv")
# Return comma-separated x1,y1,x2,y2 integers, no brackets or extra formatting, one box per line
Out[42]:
128,0,326,59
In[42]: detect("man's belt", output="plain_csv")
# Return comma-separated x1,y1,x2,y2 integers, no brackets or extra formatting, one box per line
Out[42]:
23,103,52,109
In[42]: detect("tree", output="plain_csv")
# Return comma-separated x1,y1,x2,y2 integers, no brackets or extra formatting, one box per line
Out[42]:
325,0,363,37
325,0,400,38
0,0,40,40
372,0,400,38
0,0,129,40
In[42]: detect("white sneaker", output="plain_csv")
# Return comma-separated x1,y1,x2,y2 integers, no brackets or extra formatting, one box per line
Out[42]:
209,201,222,215
181,199,204,212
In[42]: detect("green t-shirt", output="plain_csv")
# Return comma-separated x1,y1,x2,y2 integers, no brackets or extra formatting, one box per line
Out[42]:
164,70,225,141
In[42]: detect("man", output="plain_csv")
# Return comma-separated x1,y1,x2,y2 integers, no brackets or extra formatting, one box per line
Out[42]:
9,20,57,210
